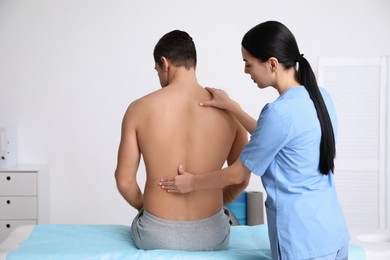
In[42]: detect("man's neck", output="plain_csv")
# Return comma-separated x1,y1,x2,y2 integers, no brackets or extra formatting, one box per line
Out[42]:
166,66,199,89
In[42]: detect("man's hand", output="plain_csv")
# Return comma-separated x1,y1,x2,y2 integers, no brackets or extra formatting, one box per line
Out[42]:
159,165,194,193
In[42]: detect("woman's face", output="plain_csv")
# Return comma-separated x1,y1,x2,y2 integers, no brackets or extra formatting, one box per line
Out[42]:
241,47,273,89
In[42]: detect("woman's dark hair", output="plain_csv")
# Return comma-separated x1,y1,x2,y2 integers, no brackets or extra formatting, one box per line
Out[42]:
153,30,197,69
242,21,335,175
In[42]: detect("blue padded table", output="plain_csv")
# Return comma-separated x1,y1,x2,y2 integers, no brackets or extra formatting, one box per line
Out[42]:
4,224,366,260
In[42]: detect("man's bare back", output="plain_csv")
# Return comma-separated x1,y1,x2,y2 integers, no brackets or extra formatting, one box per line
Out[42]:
115,29,248,250
115,29,248,221
116,78,247,221
128,82,244,220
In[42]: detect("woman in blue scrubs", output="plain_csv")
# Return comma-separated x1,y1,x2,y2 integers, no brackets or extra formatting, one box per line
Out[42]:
159,21,350,260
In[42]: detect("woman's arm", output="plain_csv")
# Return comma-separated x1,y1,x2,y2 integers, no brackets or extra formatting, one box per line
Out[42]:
159,160,251,193
200,87,257,134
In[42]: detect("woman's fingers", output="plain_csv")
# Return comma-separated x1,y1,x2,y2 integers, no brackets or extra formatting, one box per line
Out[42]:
158,179,175,187
158,181,178,192
159,164,194,194
200,86,232,110
199,101,209,107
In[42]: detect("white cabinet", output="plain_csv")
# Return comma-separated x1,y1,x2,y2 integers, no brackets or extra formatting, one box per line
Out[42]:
0,166,49,242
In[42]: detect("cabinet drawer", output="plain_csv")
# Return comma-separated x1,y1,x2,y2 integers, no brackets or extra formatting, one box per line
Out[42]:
0,220,37,242
0,172,37,196
0,197,37,219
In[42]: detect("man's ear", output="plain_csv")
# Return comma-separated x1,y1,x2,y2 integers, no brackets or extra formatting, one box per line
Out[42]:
268,57,279,73
160,56,170,71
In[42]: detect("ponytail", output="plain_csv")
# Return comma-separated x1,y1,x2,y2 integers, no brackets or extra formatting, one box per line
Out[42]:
297,56,336,175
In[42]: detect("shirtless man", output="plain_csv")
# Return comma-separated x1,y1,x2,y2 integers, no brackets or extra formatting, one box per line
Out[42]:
115,30,249,251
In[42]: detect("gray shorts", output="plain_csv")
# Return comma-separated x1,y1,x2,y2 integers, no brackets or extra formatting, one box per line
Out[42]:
131,208,231,251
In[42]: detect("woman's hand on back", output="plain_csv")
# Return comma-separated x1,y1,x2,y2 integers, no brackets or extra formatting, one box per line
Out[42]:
159,165,194,193
200,87,236,111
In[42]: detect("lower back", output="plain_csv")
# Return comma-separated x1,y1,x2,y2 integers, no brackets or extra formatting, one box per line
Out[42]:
143,181,223,220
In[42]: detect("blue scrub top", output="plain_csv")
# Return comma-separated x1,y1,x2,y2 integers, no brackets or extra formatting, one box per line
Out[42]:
240,86,350,259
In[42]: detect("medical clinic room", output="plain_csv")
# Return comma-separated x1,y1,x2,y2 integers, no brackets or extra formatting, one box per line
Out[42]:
0,0,389,259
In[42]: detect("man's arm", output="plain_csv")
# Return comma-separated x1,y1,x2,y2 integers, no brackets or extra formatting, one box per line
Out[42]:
223,120,250,205
115,103,143,211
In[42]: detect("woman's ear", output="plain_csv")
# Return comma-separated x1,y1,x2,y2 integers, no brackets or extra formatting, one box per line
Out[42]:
160,56,170,71
268,57,279,73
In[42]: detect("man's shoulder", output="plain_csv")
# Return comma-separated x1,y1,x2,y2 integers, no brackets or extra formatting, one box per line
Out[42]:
123,91,160,125
129,88,165,109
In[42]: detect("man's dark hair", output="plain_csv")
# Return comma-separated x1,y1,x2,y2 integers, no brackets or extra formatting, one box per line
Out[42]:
153,30,197,69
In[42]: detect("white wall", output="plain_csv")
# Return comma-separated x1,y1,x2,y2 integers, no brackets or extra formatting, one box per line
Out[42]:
0,0,389,225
